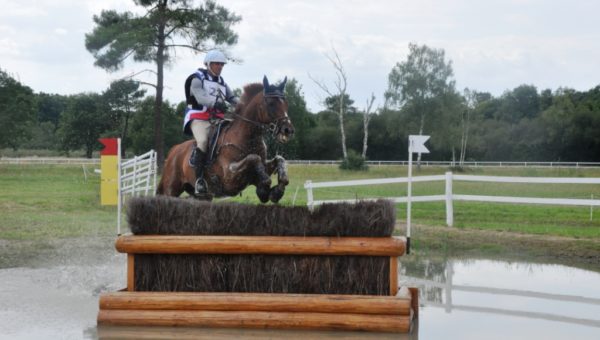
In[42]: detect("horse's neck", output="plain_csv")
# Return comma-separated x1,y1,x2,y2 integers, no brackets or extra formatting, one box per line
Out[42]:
225,112,264,149
242,100,262,122
234,100,265,142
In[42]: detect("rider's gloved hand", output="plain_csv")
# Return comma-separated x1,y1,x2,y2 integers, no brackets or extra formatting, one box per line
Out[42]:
213,101,228,113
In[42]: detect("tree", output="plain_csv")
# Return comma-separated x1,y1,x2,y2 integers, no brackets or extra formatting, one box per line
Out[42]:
265,78,315,159
324,94,356,115
36,92,68,127
23,122,61,150
128,96,185,155
58,93,111,157
103,79,146,156
384,43,455,164
309,48,350,160
495,85,540,123
85,0,240,165
0,69,36,149
361,93,376,158
459,88,476,166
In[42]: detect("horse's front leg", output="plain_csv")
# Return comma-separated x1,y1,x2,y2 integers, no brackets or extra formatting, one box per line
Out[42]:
265,155,289,203
228,154,272,203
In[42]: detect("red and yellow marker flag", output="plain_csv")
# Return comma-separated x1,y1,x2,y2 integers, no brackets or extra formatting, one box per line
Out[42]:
99,138,119,206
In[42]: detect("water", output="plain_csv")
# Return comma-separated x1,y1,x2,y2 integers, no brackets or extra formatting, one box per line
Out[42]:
401,258,600,340
1,241,599,340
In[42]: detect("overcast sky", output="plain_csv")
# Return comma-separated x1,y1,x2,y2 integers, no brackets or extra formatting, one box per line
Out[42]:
1,0,599,112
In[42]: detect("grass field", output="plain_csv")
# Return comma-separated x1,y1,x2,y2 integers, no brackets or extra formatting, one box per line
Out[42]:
232,164,600,239
2,164,600,241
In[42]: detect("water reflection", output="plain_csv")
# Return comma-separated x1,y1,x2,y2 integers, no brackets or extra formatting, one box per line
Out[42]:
2,243,600,339
401,258,600,339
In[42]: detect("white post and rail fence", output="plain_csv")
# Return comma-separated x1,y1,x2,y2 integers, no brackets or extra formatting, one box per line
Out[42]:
304,173,600,227
99,138,157,235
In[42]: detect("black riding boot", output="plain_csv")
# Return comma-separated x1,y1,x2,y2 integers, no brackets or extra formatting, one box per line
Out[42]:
192,148,208,196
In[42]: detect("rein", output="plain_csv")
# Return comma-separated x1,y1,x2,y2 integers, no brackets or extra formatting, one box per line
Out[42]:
231,94,289,137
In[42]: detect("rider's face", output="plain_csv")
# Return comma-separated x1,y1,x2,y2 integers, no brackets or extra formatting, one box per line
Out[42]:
208,62,225,76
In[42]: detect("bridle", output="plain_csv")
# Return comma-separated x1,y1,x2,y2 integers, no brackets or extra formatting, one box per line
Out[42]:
232,94,291,137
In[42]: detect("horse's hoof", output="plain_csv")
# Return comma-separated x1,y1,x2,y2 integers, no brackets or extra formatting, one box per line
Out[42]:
256,186,270,203
269,187,285,203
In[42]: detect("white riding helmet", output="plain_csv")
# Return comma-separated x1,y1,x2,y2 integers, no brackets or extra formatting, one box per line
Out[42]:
204,50,227,65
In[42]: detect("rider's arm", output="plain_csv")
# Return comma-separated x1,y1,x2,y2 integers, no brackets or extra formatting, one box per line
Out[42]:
190,77,216,108
224,84,239,105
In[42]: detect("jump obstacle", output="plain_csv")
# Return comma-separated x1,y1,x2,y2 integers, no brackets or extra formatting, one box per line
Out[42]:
97,197,418,333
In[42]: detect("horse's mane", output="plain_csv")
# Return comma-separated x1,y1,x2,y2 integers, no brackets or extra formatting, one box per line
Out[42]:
235,83,263,115
240,83,263,104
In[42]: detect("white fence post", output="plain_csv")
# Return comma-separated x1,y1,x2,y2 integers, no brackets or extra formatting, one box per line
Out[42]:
305,180,314,210
446,171,454,227
117,149,157,235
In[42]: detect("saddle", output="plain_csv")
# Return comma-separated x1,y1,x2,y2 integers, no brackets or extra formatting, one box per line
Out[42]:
188,120,231,166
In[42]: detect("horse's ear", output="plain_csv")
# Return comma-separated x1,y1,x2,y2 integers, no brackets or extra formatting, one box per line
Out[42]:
278,76,287,92
263,75,269,89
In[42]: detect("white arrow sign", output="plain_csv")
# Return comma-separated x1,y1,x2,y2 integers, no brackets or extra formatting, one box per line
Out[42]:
406,134,430,254
409,135,430,154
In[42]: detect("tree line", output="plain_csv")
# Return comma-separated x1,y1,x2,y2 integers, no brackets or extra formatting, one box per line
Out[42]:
1,0,599,163
2,64,600,163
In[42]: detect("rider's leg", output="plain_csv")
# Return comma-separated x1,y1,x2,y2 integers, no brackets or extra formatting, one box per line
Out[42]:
190,120,211,195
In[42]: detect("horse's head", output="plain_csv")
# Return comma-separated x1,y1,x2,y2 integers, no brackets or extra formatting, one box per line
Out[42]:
260,76,294,143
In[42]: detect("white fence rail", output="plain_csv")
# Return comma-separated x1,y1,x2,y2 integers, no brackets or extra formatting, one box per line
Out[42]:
120,150,158,197
289,160,600,168
304,172,600,226
4,157,600,168
117,150,157,234
0,157,100,165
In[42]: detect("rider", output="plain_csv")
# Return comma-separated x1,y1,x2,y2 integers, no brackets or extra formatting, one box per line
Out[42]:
183,49,239,196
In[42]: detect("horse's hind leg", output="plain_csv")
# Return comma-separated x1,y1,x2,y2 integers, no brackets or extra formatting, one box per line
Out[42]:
265,155,289,203
228,154,271,203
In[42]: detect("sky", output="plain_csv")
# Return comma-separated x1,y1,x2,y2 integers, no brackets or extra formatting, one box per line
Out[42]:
1,0,600,112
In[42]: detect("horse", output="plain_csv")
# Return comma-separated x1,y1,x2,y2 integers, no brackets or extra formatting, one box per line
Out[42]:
156,76,295,203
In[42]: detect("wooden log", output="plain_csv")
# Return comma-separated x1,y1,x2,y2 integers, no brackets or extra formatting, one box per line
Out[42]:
115,235,406,256
99,291,411,315
389,256,398,296
409,287,419,317
127,254,134,292
97,310,411,333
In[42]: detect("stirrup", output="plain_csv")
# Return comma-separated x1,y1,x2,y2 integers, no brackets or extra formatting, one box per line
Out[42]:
194,178,208,195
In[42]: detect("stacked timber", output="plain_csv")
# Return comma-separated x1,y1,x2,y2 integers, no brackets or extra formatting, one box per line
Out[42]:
97,196,418,333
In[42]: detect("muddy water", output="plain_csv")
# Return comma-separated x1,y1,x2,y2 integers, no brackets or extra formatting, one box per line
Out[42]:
1,239,599,340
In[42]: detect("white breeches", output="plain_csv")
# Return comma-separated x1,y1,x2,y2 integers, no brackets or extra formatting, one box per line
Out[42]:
190,120,211,152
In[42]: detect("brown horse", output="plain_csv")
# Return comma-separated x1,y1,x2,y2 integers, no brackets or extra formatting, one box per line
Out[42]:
157,76,294,203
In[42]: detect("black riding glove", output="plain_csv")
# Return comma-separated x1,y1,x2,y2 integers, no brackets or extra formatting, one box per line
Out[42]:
213,101,228,113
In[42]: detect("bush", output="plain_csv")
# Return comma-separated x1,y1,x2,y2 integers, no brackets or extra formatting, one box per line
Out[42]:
339,150,368,171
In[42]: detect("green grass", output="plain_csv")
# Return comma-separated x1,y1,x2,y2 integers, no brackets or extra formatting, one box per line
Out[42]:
230,165,600,239
0,165,115,240
2,164,600,240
